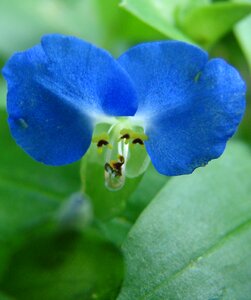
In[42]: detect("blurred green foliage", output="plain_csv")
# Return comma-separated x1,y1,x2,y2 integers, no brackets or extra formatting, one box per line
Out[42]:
1,230,124,300
0,0,251,299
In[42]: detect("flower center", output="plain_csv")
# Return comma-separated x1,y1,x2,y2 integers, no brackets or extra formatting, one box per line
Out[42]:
91,119,150,191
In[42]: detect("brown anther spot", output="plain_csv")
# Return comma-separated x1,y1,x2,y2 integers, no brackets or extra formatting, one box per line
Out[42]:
121,133,130,140
97,139,109,148
132,138,144,145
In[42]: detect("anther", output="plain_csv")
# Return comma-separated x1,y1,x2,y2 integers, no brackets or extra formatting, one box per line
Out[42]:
97,140,109,147
121,133,130,139
132,138,144,145
131,132,148,146
92,132,112,153
119,128,133,144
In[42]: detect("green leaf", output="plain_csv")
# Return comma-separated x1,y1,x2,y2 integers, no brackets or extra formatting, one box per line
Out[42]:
0,110,80,276
120,0,251,48
120,0,193,42
179,2,251,48
118,142,251,299
234,0,251,71
0,229,124,300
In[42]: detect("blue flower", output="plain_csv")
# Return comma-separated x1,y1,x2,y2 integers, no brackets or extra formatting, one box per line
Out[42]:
2,34,246,179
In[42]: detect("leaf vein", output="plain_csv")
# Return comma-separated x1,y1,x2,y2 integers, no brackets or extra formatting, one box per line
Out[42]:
141,216,251,299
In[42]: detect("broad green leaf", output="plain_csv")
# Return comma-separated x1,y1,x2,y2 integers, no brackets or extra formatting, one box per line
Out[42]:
0,110,80,276
121,0,251,49
120,0,194,42
118,142,251,299
0,229,123,300
179,2,251,48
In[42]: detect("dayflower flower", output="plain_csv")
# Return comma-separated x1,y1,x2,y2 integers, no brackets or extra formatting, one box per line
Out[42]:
2,34,246,190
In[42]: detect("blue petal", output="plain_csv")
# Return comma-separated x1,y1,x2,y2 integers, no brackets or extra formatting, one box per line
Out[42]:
40,34,137,116
2,34,137,165
118,41,208,117
118,42,246,175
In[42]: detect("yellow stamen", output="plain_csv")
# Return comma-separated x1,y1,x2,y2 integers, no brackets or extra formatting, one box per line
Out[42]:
119,128,133,142
92,132,109,143
92,132,111,153
131,132,148,141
